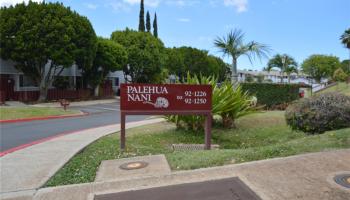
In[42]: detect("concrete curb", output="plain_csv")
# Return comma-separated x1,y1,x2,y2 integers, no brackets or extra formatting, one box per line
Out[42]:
4,149,348,200
0,111,88,124
0,118,165,195
32,98,119,108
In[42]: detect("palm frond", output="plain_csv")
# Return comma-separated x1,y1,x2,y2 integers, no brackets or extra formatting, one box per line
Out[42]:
214,28,245,57
340,28,350,48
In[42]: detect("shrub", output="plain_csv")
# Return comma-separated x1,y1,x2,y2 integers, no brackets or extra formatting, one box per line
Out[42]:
165,73,258,130
213,81,257,128
333,68,348,82
285,92,350,134
241,83,307,109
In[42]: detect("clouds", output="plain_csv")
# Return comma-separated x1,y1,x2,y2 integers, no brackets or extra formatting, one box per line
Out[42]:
123,0,161,7
0,0,42,7
166,0,199,7
223,0,248,13
83,0,249,13
1,0,249,13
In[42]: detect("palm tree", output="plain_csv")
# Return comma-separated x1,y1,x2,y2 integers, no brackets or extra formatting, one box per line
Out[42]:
340,28,350,48
266,54,298,83
214,29,270,82
340,28,350,73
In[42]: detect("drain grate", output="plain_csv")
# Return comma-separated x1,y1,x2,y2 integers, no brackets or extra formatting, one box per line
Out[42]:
119,161,148,170
172,144,219,151
334,174,350,189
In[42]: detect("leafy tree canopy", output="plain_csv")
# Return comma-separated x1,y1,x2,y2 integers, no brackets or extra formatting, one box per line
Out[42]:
84,37,127,90
301,54,341,83
267,54,298,82
214,29,270,82
340,28,350,49
267,54,298,73
165,46,229,82
341,59,350,74
0,1,97,100
110,29,165,83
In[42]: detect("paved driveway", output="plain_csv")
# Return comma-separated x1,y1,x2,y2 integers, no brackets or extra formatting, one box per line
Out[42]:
0,103,149,152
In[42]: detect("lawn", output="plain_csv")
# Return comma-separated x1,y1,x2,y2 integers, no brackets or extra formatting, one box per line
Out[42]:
316,82,350,96
0,107,79,120
45,111,350,187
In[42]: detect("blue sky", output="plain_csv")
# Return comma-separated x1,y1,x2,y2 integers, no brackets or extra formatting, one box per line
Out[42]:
2,0,349,70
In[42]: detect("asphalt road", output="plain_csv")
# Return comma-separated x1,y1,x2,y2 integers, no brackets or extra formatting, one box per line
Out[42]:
0,103,148,152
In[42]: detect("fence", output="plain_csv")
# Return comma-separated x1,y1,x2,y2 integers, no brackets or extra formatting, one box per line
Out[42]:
0,80,114,102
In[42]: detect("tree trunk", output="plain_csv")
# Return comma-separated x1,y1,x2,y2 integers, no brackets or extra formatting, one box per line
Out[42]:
38,85,48,101
280,71,283,83
231,58,238,83
38,75,50,101
94,85,100,97
221,115,235,128
348,49,350,74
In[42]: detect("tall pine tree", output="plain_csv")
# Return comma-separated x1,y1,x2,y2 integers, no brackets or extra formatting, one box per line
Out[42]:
138,0,145,32
146,11,151,32
153,12,158,38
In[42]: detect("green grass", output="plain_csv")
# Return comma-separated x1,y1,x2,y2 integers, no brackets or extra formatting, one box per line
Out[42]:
316,82,350,96
45,111,350,187
0,107,79,120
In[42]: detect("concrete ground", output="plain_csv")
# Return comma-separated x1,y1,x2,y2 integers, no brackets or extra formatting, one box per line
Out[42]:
0,118,164,195
1,149,349,200
95,155,171,182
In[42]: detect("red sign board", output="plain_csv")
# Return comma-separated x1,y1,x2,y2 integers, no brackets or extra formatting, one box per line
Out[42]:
119,83,212,150
120,83,212,112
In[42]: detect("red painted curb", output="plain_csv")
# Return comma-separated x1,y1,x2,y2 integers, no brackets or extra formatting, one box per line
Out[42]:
0,112,89,124
0,123,116,157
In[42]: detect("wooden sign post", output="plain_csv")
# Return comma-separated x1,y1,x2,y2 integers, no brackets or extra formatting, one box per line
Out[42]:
120,83,212,150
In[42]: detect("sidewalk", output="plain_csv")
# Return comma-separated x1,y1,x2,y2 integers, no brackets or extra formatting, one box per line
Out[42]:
32,98,119,108
0,118,163,195
2,149,349,200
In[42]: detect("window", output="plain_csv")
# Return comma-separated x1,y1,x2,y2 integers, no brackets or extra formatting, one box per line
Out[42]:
19,75,37,87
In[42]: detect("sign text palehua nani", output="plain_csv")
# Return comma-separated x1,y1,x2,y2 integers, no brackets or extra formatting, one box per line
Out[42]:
120,83,212,111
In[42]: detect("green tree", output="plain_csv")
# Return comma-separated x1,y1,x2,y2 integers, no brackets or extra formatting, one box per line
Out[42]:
341,60,350,74
165,47,186,79
207,55,230,82
214,29,270,82
301,55,341,83
138,0,145,32
73,15,98,88
340,28,350,48
165,47,229,82
266,54,298,83
146,11,151,33
0,2,97,100
245,75,254,83
340,28,350,74
153,12,158,38
111,29,165,83
84,38,127,96
333,68,348,82
256,73,264,83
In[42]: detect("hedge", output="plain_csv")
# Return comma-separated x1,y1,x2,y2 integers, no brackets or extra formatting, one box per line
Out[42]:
241,83,309,108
